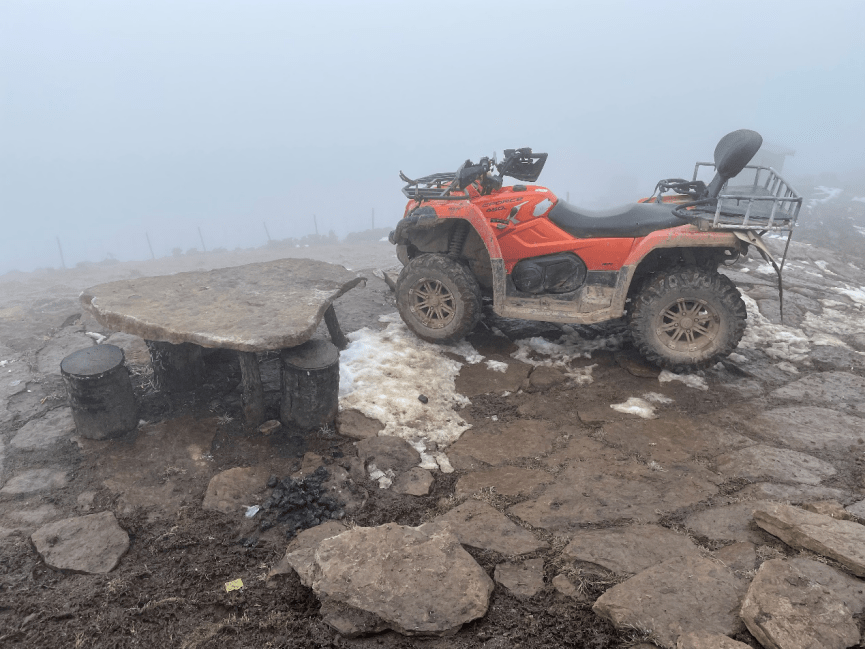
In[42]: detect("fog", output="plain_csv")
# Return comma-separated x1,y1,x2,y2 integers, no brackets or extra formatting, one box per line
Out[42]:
2,0,863,273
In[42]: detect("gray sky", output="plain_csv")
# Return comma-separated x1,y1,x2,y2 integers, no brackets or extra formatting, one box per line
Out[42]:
2,0,863,273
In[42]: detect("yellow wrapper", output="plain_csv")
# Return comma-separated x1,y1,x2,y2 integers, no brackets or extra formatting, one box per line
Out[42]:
224,578,243,592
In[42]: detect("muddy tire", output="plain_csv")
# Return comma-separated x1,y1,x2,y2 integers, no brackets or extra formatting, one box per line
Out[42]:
629,266,746,371
396,254,482,344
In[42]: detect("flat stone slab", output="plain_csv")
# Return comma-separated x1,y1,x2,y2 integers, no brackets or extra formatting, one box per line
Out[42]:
336,409,383,440
715,444,837,485
11,408,76,450
435,499,547,556
36,329,94,375
454,359,531,397
494,558,544,597
563,525,701,575
308,522,494,636
684,501,778,545
771,371,865,414
392,467,433,496
509,456,718,531
455,466,554,499
741,558,861,649
273,520,347,585
744,406,865,453
592,555,745,649
713,542,756,573
447,420,560,470
732,481,849,504
80,258,365,352
0,467,69,496
355,436,421,474
753,503,865,577
676,633,751,649
202,466,270,515
31,511,129,574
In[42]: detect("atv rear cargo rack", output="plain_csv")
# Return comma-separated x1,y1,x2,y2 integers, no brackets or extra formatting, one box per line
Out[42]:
689,163,802,233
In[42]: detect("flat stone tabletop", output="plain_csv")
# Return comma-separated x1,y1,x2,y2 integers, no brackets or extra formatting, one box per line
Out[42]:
79,258,365,352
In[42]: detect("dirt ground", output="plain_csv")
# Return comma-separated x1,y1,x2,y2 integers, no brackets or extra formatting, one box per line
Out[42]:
0,239,862,648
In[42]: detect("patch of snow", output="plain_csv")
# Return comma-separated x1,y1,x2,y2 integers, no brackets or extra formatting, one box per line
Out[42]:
807,186,843,209
739,294,810,362
658,370,709,391
434,452,454,473
565,363,597,385
244,505,260,518
611,397,656,419
647,460,667,472
379,236,390,242
728,352,749,364
501,391,511,397
448,340,484,364
368,464,395,489
814,260,831,272
339,315,471,448
833,286,865,306
85,332,107,344
754,264,777,275
804,308,863,337
484,359,509,373
512,327,625,367
776,362,799,374
0,360,7,367
408,439,440,471
643,392,673,404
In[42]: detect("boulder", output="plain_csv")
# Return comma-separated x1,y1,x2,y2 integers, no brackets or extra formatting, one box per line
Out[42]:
392,467,433,496
563,525,701,575
592,555,745,649
31,511,129,574
753,503,865,577
336,409,383,440
308,522,493,636
271,520,347,585
355,436,420,474
435,499,547,556
802,499,853,520
715,444,837,485
494,558,544,597
740,558,860,649
202,467,269,515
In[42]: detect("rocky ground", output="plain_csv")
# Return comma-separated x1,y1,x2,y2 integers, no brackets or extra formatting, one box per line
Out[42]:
1,238,865,648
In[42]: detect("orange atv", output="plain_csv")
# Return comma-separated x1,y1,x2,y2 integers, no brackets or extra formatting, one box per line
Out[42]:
389,130,802,371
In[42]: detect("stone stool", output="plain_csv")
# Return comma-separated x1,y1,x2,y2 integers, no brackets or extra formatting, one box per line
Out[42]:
280,339,339,430
61,344,138,439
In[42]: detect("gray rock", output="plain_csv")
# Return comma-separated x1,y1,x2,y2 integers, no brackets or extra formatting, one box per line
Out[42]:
494,558,544,597
435,499,547,556
308,522,494,636
355,436,420,474
592,555,745,649
802,500,853,520
319,599,388,637
771,371,865,414
336,409,383,440
105,332,151,366
455,466,553,499
713,542,756,573
80,258,365,351
392,467,433,496
31,511,129,574
563,525,701,575
845,499,865,519
740,558,860,649
732,481,850,503
810,345,865,372
447,420,560,470
715,444,837,485
509,458,718,532
0,468,69,496
676,632,751,649
36,329,94,375
684,501,778,545
11,408,76,450
257,419,281,436
202,466,269,514
753,503,865,577
528,366,567,389
744,406,865,453
784,556,865,615
552,573,580,598
273,520,347,585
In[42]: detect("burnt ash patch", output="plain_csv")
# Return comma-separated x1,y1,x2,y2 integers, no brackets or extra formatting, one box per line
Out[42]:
259,466,344,538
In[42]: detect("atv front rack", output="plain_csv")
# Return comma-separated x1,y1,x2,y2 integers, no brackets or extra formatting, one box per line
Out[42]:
688,163,802,233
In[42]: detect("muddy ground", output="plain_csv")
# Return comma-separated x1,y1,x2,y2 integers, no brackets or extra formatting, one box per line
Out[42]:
1,239,863,648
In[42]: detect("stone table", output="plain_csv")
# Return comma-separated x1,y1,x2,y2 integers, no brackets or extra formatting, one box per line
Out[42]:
80,258,365,426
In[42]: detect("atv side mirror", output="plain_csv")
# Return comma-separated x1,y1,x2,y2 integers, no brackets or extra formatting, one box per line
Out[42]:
704,129,763,199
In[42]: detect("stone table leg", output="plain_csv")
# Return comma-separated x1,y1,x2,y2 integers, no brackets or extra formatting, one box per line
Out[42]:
237,351,265,429
324,304,349,351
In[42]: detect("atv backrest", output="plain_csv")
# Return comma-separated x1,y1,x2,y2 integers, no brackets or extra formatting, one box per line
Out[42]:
704,129,763,199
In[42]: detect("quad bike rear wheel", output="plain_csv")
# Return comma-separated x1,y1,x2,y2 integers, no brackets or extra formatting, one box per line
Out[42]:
629,267,746,371
396,253,482,344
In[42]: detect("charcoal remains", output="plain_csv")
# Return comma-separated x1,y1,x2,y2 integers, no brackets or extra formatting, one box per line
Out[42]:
259,466,345,538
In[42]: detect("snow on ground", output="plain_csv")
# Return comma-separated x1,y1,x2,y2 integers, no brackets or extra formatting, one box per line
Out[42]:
339,313,472,453
512,327,625,367
611,397,657,419
484,359,508,373
739,294,811,362
658,370,708,390
807,186,843,210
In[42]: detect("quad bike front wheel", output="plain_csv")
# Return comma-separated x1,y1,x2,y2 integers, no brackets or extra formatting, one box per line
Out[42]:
396,253,482,344
629,267,747,372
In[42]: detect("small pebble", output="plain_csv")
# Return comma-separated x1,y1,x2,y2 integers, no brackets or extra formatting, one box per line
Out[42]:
418,394,429,404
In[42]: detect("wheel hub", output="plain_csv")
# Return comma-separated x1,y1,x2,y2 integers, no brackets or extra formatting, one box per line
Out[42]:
408,279,456,329
654,297,719,352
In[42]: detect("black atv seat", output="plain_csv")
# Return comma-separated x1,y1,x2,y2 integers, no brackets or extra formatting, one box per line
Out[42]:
547,200,684,239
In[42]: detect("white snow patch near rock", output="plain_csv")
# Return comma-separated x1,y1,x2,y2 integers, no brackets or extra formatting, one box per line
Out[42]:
611,397,657,419
739,294,810,362
643,392,674,404
512,328,625,367
565,364,597,385
658,370,708,391
339,314,470,448
484,359,508,373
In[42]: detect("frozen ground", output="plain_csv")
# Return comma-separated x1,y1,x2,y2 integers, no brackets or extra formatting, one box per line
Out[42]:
1,237,865,648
